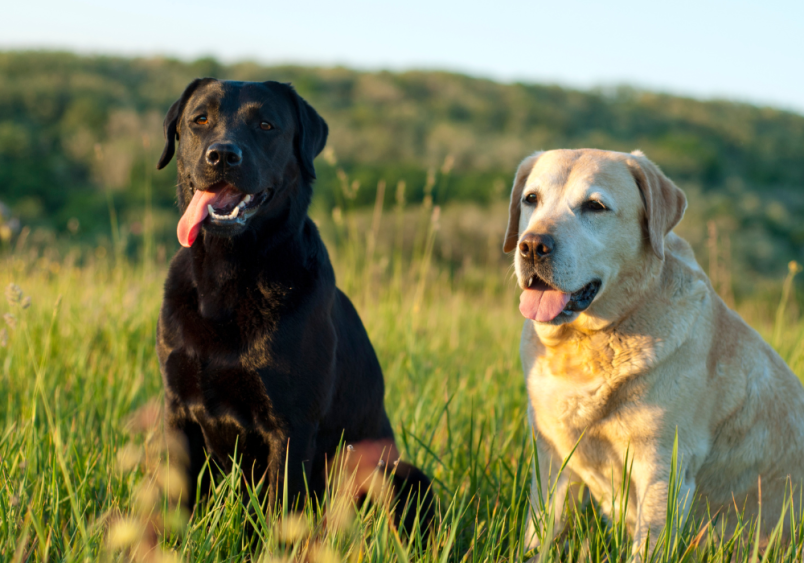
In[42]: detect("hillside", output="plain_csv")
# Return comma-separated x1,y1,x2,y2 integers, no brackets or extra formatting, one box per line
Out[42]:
0,51,802,281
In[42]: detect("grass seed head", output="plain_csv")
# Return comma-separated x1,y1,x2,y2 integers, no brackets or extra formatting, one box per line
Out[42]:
155,463,188,502
5,283,22,305
308,544,342,563
163,431,190,467
108,404,190,562
153,552,183,563
325,498,355,534
322,146,337,166
129,400,162,433
116,443,144,473
441,154,455,175
278,513,310,543
108,517,144,549
134,481,162,513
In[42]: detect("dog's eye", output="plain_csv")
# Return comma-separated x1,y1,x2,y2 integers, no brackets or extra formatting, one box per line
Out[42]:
195,115,208,125
260,121,274,131
584,200,607,212
523,193,538,205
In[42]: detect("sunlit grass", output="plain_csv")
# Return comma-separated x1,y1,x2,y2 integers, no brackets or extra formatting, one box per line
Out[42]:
1,179,803,561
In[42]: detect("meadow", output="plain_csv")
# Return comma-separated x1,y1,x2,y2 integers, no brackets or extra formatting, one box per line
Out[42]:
1,174,803,563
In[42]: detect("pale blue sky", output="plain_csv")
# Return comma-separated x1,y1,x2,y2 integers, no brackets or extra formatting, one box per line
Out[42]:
2,0,803,113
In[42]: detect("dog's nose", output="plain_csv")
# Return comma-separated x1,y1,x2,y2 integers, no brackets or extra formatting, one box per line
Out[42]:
205,143,243,168
518,233,555,260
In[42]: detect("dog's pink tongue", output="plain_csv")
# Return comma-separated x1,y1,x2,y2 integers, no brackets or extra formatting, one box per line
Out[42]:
519,288,571,322
177,190,218,247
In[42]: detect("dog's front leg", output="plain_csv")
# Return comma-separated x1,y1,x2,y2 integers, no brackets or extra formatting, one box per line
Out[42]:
526,438,582,556
630,457,696,560
267,422,320,509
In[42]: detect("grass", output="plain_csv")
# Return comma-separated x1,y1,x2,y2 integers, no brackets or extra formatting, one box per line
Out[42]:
1,180,803,562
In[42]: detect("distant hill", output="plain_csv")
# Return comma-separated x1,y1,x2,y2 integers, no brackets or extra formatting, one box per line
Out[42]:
1,51,802,280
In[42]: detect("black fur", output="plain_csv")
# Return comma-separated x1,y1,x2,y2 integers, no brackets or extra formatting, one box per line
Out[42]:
155,79,433,532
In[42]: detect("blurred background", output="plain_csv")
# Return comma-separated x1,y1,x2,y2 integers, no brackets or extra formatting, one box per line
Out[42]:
1,0,803,296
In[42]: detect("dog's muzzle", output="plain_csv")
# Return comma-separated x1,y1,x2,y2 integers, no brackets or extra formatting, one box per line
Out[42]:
177,183,274,247
520,271,601,322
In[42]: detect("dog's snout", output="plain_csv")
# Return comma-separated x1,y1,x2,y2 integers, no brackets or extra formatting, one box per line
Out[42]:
205,142,243,168
518,233,555,260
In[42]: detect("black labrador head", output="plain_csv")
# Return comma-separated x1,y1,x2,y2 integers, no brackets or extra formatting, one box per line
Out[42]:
157,79,328,247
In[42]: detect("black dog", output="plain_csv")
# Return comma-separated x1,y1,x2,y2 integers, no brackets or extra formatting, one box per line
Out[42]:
155,78,433,531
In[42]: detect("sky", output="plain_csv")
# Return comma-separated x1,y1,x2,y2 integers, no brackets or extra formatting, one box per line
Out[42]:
2,0,803,114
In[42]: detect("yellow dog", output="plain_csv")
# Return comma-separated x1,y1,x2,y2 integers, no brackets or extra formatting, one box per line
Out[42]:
505,149,804,556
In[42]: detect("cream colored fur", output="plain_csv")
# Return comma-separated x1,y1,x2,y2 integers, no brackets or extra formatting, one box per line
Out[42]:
506,149,804,557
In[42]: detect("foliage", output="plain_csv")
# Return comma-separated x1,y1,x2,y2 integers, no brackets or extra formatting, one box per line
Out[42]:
0,51,803,281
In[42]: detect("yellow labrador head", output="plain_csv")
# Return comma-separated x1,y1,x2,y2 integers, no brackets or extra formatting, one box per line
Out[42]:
504,149,686,326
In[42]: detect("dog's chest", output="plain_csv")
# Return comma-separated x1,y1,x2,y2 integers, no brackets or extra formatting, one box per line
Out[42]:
164,288,292,434
523,326,665,483
160,243,337,469
523,328,658,425
166,340,281,428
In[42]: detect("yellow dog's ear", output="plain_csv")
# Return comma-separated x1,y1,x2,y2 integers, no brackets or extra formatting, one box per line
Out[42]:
627,150,687,260
503,152,543,253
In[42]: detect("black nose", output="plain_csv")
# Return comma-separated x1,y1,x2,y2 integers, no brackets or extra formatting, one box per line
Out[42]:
518,233,555,260
205,142,242,168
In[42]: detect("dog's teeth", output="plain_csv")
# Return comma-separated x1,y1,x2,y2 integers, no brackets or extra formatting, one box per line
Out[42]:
244,194,253,203
207,204,240,220
528,277,533,288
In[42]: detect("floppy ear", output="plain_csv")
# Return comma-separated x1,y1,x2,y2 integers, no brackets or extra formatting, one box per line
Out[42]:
503,152,543,253
626,150,687,259
283,84,328,183
156,78,214,170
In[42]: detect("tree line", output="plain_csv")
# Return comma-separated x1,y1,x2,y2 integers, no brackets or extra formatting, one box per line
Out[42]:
0,51,802,279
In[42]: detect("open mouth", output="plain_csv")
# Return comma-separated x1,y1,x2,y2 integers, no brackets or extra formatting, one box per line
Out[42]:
177,183,273,247
203,183,270,223
519,274,602,322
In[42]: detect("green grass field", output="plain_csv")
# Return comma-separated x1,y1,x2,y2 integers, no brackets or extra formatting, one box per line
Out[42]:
1,195,803,562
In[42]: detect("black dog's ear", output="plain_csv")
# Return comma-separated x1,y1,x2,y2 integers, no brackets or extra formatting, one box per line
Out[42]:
156,78,215,170
284,84,328,183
